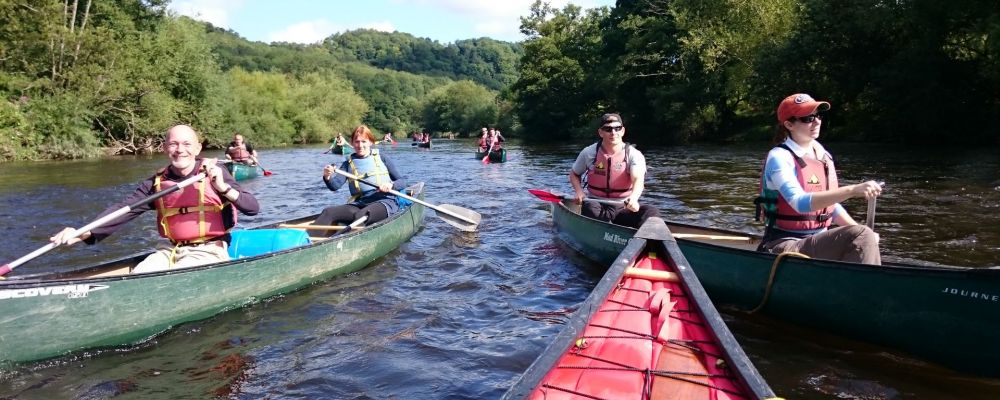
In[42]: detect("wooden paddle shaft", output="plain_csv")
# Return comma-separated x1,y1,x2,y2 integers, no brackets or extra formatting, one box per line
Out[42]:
279,224,350,231
281,215,369,231
866,197,877,229
624,267,678,282
673,233,751,241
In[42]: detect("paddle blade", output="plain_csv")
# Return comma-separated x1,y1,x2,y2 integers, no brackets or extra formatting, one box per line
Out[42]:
527,189,565,203
263,170,273,176
435,204,481,232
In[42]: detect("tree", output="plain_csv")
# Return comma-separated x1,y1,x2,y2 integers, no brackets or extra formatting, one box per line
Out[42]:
419,81,498,134
512,1,609,141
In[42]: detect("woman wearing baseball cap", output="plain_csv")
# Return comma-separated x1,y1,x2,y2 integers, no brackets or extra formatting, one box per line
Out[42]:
753,94,883,264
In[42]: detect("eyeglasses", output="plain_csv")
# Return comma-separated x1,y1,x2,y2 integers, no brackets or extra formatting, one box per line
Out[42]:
600,125,624,133
790,114,823,123
166,141,196,150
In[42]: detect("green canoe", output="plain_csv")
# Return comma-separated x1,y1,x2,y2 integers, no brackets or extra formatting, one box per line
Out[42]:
224,162,260,181
550,200,1000,376
0,183,426,365
329,143,353,155
475,149,507,163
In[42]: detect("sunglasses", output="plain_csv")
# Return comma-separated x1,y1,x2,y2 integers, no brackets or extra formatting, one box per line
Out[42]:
790,114,823,123
600,125,624,133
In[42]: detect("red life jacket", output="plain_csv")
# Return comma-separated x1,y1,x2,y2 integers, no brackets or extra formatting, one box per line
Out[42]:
154,164,232,245
227,144,251,162
586,143,633,199
756,144,838,232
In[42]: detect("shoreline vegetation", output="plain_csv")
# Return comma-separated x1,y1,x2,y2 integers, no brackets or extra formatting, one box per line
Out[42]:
2,1,998,162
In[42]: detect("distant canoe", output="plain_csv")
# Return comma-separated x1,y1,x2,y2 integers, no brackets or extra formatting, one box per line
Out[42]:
475,149,506,163
329,144,352,155
0,183,427,365
549,199,1000,376
224,162,260,181
415,141,431,149
504,217,776,399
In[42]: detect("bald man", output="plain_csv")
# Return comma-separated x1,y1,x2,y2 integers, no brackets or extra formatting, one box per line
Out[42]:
51,125,260,273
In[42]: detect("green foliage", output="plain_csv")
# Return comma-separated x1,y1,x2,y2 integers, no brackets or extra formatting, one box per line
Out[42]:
0,3,492,161
25,95,102,159
336,63,451,134
419,81,499,134
323,30,523,91
512,2,610,141
0,99,32,161
217,69,368,147
749,0,1000,143
512,0,1000,144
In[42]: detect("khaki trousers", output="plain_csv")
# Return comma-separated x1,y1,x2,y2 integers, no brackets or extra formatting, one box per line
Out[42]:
132,241,230,274
765,225,882,265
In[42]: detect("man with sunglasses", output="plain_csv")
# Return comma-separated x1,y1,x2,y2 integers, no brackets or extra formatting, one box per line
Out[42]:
754,93,883,264
569,113,660,228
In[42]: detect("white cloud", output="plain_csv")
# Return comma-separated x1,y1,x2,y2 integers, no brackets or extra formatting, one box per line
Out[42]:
168,0,244,28
267,20,338,44
392,0,611,40
267,20,396,44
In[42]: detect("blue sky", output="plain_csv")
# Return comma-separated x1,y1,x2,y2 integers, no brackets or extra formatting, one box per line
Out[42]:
168,0,615,44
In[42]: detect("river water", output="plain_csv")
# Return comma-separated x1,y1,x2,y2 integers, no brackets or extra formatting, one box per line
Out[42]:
0,140,998,399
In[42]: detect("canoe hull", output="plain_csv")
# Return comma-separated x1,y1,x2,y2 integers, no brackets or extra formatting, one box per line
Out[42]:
550,201,1000,376
330,144,354,155
475,149,507,163
505,217,774,399
224,162,260,181
0,184,426,365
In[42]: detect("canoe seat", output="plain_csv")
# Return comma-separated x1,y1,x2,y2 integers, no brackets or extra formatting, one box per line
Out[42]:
228,229,310,259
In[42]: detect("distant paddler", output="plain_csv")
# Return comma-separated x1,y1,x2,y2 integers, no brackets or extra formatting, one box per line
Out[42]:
225,132,259,165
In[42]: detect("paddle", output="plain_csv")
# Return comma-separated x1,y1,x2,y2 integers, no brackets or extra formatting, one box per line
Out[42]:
332,168,481,232
250,156,273,176
0,172,208,277
527,189,624,206
865,181,885,229
528,189,749,242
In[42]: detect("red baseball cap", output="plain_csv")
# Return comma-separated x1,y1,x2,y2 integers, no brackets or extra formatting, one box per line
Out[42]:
777,93,831,122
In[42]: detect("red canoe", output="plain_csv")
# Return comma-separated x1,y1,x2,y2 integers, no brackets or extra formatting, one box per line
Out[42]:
504,217,778,400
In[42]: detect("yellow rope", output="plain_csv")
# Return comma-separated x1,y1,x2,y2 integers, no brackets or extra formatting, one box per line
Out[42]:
750,251,810,314
168,243,180,269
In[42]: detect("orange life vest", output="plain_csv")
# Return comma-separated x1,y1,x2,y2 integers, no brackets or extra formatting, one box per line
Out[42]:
586,143,634,199
227,144,251,162
755,145,838,233
154,165,232,245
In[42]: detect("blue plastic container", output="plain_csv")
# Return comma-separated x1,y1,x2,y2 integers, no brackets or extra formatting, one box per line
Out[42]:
228,229,310,259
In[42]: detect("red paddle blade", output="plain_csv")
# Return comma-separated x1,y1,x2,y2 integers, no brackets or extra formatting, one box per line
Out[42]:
527,189,565,203
263,170,273,176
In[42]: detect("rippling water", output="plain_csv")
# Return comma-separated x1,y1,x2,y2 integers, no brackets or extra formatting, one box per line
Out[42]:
1,140,998,399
